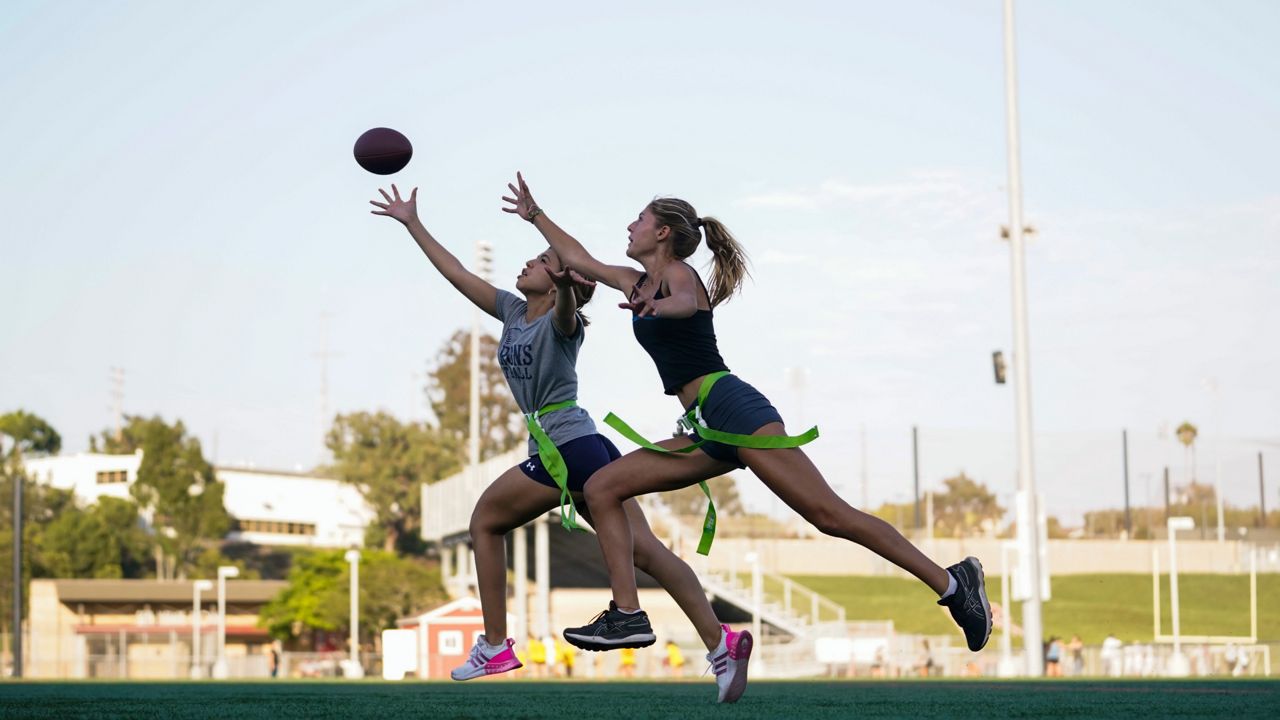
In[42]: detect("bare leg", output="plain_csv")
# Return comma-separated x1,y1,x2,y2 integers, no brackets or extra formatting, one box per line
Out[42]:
739,423,951,594
469,467,561,641
582,437,736,611
582,498,724,651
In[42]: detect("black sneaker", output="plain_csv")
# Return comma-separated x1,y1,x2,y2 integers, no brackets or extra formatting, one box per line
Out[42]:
562,601,657,651
937,556,992,651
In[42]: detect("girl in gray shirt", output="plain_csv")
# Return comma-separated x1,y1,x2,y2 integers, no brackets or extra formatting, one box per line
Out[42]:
371,184,728,693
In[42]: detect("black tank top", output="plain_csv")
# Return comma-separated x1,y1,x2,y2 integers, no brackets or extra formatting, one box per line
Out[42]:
629,270,730,395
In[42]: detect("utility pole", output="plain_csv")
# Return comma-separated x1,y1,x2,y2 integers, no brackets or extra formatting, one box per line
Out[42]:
11,451,22,678
109,366,126,443
860,424,870,511
1001,0,1044,676
314,312,341,461
1122,430,1132,537
911,426,921,530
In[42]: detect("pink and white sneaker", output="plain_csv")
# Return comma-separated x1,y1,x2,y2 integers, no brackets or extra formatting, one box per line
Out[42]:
450,635,523,681
706,624,753,703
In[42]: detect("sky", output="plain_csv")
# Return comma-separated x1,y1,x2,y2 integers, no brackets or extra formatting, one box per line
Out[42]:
1,1,1277,525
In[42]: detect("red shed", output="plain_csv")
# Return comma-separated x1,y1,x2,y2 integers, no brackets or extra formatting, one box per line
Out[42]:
397,597,514,679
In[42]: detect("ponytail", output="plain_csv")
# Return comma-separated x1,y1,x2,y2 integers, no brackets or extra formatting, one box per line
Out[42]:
648,197,751,308
699,216,749,308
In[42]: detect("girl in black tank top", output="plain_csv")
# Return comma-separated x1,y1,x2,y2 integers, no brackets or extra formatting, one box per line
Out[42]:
504,174,995,671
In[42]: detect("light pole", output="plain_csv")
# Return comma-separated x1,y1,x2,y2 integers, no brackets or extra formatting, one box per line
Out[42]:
1166,516,1195,676
212,565,239,679
190,579,213,678
744,552,762,644
469,241,493,470
345,549,361,674
1001,0,1045,676
1204,379,1225,543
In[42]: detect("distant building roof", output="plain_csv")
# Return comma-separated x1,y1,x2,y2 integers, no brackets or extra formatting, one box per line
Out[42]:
50,579,286,604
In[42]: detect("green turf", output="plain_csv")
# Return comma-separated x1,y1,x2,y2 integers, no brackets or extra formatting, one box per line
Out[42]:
1,680,1277,719
789,574,1280,644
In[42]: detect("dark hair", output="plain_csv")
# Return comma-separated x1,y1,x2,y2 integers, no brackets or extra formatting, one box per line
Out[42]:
647,197,750,308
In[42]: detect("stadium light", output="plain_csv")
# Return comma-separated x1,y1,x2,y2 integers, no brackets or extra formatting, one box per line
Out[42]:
1167,516,1194,676
213,565,240,679
345,549,362,677
1001,0,1045,676
190,579,213,679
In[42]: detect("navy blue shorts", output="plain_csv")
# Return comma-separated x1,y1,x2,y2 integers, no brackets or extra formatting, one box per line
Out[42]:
518,433,622,493
684,374,783,468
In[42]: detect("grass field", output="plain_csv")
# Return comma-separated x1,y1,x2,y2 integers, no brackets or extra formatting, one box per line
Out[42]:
1,680,1277,719
790,574,1280,643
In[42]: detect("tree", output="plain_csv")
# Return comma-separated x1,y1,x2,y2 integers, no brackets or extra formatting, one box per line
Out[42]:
108,416,230,579
869,473,1004,537
0,455,67,643
326,412,461,554
426,329,523,461
259,549,445,646
663,474,745,517
929,473,1004,538
0,409,61,457
33,496,151,579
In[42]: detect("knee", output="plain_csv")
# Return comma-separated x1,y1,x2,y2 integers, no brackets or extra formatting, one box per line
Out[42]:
584,473,622,506
469,507,502,540
810,508,846,538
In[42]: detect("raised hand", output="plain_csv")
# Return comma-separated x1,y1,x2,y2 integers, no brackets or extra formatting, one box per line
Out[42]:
619,296,658,317
546,265,597,301
501,171,539,221
369,184,418,225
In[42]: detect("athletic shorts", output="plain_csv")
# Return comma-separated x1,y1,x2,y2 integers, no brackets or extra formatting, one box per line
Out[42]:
684,374,783,468
518,433,622,493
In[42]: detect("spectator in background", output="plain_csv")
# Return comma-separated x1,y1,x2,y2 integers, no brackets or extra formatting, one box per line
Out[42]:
915,640,935,678
527,634,546,677
664,641,686,677
1045,636,1062,677
1100,634,1122,677
618,646,637,678
1067,635,1084,676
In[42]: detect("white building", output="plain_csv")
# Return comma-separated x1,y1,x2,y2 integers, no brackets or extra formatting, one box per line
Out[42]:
23,453,373,549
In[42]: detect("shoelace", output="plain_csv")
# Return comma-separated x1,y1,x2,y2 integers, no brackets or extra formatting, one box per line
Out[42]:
465,644,491,668
702,649,729,677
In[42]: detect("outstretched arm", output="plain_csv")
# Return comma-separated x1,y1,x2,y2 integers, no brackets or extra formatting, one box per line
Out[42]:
545,266,597,336
502,172,641,294
371,185,499,318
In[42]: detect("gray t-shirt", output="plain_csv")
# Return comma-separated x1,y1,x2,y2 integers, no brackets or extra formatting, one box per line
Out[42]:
494,289,597,455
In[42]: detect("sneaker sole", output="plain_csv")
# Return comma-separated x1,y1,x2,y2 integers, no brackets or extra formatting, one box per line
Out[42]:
967,556,993,652
562,631,657,651
450,657,523,681
721,631,753,704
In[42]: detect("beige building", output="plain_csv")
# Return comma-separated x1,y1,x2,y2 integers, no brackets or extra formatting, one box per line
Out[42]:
29,579,285,679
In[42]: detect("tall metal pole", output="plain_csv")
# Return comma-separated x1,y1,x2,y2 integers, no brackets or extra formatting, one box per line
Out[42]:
1164,467,1171,521
469,241,492,470
911,426,921,530
859,424,869,511
345,550,360,668
1260,453,1267,527
11,467,22,678
1122,430,1132,537
1001,0,1044,676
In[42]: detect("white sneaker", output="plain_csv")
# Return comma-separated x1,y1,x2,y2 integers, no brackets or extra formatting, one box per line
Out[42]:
706,624,752,703
450,635,522,681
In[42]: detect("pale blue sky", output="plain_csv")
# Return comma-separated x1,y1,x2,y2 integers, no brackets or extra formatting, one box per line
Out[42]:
2,1,1277,524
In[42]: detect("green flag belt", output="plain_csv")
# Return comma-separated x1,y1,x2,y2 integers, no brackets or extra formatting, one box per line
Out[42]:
603,371,819,555
524,399,582,531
